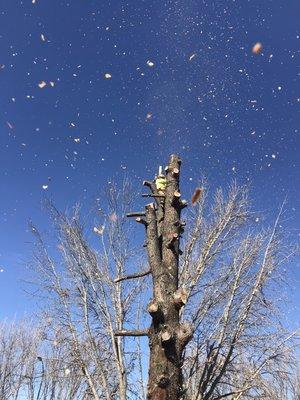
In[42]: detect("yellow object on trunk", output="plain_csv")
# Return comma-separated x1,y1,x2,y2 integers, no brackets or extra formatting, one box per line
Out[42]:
155,176,167,192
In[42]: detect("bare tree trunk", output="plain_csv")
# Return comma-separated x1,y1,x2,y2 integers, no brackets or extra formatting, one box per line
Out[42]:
141,154,192,400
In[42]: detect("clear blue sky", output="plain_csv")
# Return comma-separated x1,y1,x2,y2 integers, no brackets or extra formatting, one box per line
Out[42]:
0,0,299,319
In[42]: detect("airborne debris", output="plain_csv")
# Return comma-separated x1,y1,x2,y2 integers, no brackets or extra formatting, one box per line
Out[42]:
252,42,263,54
104,73,112,79
93,226,105,235
40,34,46,42
6,121,13,130
49,81,55,87
38,81,47,89
109,212,118,222
42,185,48,190
146,112,153,120
191,188,203,205
147,60,154,67
189,53,196,61
74,138,80,143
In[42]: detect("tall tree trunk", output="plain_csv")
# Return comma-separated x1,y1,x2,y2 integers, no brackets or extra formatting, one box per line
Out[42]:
119,154,192,399
144,154,192,400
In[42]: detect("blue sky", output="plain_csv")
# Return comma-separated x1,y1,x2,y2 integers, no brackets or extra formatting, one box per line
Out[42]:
0,0,299,319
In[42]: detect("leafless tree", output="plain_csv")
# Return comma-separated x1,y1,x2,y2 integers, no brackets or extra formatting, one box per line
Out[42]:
0,320,89,399
29,178,145,400
180,182,299,400
26,154,298,400
0,320,39,399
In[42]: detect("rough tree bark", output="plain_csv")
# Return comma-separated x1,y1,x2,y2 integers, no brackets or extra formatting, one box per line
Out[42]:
125,154,193,400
